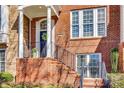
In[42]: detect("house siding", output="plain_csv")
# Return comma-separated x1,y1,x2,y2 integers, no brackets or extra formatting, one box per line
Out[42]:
1,5,121,77
55,5,120,72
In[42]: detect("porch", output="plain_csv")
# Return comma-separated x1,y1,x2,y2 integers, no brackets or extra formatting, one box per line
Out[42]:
18,5,60,58
17,5,76,70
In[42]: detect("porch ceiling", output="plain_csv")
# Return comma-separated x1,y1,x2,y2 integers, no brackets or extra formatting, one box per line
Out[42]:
23,5,56,18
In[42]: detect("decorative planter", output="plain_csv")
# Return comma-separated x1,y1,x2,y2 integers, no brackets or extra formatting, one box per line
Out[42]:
32,48,39,58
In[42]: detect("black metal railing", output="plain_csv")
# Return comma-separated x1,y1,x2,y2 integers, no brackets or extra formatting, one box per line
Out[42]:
53,43,76,70
23,41,76,70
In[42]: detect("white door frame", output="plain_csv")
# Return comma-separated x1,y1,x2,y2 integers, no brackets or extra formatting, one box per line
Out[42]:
36,18,55,57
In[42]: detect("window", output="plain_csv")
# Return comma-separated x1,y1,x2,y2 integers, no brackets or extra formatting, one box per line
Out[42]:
71,7,106,38
0,50,5,72
72,11,79,37
83,10,94,37
97,8,106,36
77,53,101,78
40,20,47,30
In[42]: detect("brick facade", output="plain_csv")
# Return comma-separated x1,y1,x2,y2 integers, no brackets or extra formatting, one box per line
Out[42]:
16,58,104,88
55,5,120,72
1,5,122,77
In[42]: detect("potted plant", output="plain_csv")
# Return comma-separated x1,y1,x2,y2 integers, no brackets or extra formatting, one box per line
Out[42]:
32,48,38,58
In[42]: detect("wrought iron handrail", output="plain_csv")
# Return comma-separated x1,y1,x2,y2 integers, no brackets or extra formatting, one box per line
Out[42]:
52,42,76,70
23,41,76,70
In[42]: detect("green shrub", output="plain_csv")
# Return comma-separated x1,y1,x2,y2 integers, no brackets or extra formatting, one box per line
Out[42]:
0,72,13,82
110,48,119,73
108,73,124,88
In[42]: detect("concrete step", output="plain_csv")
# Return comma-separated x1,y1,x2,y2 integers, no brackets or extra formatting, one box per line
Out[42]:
82,78,104,88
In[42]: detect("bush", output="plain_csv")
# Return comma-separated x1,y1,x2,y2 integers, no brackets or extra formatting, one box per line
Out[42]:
108,73,124,88
110,48,119,73
0,72,13,82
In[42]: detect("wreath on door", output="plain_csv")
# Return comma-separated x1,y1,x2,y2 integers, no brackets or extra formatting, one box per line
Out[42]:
41,33,47,40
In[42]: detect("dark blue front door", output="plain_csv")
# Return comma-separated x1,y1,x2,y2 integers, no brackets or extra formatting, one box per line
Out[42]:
40,31,47,57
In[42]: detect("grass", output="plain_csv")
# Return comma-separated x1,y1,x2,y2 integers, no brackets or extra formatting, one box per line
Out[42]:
108,73,124,88
0,83,73,88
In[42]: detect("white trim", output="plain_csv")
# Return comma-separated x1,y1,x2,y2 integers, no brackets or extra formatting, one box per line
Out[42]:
70,7,107,39
76,53,102,78
51,20,55,57
79,10,83,38
94,9,97,37
18,8,24,58
36,18,55,57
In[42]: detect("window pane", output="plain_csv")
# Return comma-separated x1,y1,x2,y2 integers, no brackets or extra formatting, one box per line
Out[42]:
98,23,105,36
72,11,79,25
98,8,105,23
1,62,5,71
83,10,94,37
0,50,5,72
72,25,79,37
89,54,100,78
77,54,101,78
97,8,106,36
83,10,93,24
77,55,87,75
72,11,79,38
40,20,47,30
83,24,93,37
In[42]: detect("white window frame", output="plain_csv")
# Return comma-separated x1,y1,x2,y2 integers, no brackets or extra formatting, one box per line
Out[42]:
70,7,107,39
76,53,102,78
0,49,6,72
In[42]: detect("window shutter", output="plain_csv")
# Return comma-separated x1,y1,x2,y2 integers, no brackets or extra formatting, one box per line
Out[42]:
0,5,8,43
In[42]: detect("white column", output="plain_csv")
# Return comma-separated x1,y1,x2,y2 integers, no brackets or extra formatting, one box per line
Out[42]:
47,6,52,57
18,7,24,58
121,5,124,42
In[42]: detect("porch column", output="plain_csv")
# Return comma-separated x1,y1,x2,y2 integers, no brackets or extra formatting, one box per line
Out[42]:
18,6,24,58
47,6,52,57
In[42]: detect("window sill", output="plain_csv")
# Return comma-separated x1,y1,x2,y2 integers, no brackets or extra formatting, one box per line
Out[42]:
70,36,107,40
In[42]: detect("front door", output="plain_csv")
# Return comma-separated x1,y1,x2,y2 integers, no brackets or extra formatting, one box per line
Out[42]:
40,31,47,57
77,53,101,78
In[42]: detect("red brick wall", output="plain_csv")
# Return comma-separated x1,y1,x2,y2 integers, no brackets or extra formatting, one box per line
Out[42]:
16,58,104,87
55,5,120,72
16,58,80,87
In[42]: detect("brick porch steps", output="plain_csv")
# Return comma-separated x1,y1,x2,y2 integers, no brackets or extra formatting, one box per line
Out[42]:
16,58,104,88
